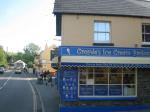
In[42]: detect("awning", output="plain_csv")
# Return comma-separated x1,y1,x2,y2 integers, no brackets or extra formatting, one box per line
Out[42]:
61,56,150,68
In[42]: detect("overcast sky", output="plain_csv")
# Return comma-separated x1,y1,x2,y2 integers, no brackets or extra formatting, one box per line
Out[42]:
0,0,60,52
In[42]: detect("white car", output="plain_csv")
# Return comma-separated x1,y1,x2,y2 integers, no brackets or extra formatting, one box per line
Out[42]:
15,68,22,74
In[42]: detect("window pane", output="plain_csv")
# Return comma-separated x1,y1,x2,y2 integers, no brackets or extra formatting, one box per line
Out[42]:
99,23,106,32
94,68,108,84
109,85,122,96
95,68,108,73
94,22,110,32
94,22,99,31
94,33,98,41
79,68,86,84
87,68,94,85
123,85,135,96
95,74,108,84
142,34,145,42
109,74,122,84
95,32,110,42
145,25,150,33
145,34,150,42
123,68,135,74
142,25,144,33
105,23,110,32
80,85,94,96
98,33,108,41
105,33,110,41
123,74,135,84
95,85,108,96
110,68,122,74
87,68,93,79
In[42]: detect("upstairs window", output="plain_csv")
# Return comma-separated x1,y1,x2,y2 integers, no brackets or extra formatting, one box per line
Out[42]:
142,24,150,43
94,21,111,43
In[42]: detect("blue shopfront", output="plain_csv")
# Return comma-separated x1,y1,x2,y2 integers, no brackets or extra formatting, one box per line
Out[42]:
52,46,150,112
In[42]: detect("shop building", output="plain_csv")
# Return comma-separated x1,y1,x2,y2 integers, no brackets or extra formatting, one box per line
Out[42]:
53,0,150,111
34,44,56,74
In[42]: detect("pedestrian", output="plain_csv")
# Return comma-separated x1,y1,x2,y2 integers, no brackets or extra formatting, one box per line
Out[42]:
45,71,49,86
43,71,47,81
48,72,53,87
40,71,44,83
33,68,36,74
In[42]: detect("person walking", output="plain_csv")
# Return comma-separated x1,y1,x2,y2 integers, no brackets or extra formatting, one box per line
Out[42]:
45,71,49,86
47,71,53,87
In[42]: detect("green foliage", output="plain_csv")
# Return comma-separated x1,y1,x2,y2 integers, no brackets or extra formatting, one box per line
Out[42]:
23,43,40,67
6,43,40,67
0,48,7,66
24,43,40,56
7,43,40,68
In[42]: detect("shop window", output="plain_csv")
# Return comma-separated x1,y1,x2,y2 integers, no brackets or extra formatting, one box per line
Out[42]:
94,21,111,43
142,24,150,44
79,68,137,97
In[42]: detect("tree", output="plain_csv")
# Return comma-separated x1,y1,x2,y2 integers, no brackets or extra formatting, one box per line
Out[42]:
0,47,7,66
24,43,40,55
23,43,40,67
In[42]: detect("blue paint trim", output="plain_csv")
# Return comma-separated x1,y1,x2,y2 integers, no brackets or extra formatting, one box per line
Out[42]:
79,97,137,101
59,46,150,57
60,105,150,112
61,62,150,68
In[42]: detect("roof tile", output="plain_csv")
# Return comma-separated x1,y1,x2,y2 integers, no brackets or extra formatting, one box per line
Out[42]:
54,0,150,18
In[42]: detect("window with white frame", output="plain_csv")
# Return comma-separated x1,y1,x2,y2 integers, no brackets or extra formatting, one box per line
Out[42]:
94,21,111,43
142,24,150,43
79,68,137,97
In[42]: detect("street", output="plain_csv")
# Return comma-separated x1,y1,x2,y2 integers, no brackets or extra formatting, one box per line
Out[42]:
0,71,59,112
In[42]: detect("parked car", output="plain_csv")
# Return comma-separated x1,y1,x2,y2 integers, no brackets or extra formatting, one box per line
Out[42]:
0,67,5,74
15,68,22,74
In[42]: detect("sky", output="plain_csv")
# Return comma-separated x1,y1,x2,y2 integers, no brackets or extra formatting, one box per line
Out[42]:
0,0,60,52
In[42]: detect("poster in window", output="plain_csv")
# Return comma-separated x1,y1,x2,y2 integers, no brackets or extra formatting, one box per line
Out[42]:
80,85,93,96
95,85,108,96
61,69,78,101
109,85,122,96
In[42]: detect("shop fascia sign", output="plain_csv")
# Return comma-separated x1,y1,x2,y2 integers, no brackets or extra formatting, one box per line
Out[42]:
58,46,150,57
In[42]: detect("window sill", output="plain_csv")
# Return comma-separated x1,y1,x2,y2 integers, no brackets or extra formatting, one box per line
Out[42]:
79,96,137,101
93,43,114,46
141,43,150,47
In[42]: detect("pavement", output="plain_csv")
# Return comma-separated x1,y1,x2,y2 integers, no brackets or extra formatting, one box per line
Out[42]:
28,73,60,112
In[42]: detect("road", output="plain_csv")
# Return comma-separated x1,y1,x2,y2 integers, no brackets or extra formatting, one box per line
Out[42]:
0,71,36,112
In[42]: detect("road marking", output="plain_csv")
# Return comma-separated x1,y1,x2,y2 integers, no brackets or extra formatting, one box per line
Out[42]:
0,74,13,90
27,76,45,112
37,87,45,112
27,78,37,112
24,73,38,112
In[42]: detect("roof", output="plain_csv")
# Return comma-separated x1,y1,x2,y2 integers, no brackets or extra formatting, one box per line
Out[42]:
14,60,26,65
53,0,150,18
